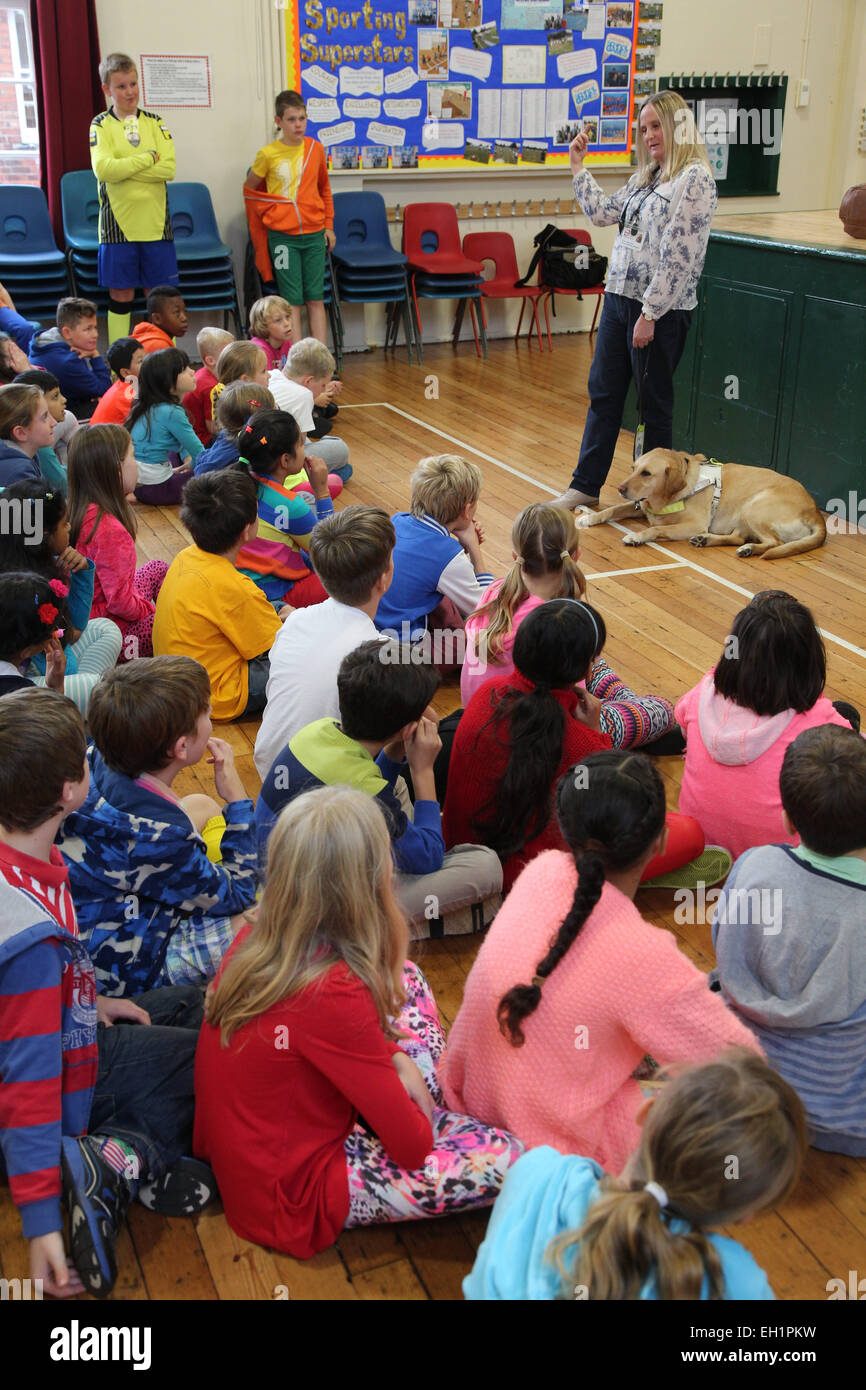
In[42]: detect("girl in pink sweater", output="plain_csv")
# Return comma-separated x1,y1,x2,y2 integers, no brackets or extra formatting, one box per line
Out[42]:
462,503,680,750
676,590,859,859
67,425,168,660
441,750,761,1172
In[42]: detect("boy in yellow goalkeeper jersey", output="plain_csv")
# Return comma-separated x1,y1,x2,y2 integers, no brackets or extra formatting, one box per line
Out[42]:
90,54,178,344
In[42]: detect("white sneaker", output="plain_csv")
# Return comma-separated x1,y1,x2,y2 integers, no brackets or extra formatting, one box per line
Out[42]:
550,487,600,511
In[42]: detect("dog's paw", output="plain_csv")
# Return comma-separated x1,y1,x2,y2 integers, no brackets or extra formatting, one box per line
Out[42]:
622,532,644,547
689,534,709,548
737,544,756,557
574,509,596,529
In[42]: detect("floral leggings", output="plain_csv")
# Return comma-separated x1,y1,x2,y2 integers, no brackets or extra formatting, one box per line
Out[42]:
587,656,677,748
344,961,524,1228
117,560,169,661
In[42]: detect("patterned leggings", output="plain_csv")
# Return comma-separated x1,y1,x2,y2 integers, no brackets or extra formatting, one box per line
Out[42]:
587,656,677,748
118,560,169,660
344,961,524,1228
29,618,123,716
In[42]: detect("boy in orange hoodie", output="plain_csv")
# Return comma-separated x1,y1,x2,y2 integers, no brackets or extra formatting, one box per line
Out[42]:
244,91,334,348
132,285,189,355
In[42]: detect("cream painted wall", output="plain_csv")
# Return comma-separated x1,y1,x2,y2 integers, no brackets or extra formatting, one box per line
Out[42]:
92,0,862,351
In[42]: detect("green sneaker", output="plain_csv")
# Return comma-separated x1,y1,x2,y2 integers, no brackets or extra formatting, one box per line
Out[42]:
641,846,732,890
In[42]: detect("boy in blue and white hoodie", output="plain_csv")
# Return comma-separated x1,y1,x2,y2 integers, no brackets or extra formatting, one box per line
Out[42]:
29,297,111,419
58,655,259,997
375,454,494,670
712,724,866,1156
0,688,214,1300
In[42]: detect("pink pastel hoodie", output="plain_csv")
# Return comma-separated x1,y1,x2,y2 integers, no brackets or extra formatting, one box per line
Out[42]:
675,672,855,859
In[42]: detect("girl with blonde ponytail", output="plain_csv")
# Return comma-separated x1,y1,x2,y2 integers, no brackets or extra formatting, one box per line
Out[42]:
461,503,680,751
442,751,762,1170
466,1048,806,1300
194,785,522,1258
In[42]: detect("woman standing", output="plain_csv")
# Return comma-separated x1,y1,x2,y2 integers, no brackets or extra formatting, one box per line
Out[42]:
553,92,717,511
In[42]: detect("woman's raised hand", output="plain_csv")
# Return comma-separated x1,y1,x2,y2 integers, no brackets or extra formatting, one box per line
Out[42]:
569,130,590,173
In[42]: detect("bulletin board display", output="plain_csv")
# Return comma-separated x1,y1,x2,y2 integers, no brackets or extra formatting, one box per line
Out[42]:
283,0,640,170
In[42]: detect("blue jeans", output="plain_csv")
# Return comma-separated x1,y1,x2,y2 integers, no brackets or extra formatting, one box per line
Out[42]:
572,292,693,496
89,986,203,1177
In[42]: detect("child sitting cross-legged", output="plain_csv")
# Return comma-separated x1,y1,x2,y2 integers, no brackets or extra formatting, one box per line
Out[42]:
256,639,503,937
193,380,275,476
269,336,350,487
67,424,169,660
29,296,111,419
375,453,494,675
441,750,763,1172
125,347,203,505
713,724,866,1157
58,656,259,997
233,407,334,609
183,326,234,445
194,784,523,1258
153,470,283,720
0,689,215,1301
90,337,144,425
465,1049,805,1300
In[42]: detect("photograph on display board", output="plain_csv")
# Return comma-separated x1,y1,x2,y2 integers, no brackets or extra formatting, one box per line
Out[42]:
601,90,628,115
392,144,420,166
636,23,661,45
635,50,655,69
471,20,500,47
600,116,628,142
361,145,389,168
521,139,547,162
330,145,360,169
492,139,520,163
582,115,599,142
554,118,584,144
418,27,449,77
502,0,564,29
464,136,492,162
547,28,573,56
427,80,473,119
408,0,440,24
606,1,634,25
563,0,589,29
639,0,663,17
446,0,484,26
602,61,630,87
633,75,656,95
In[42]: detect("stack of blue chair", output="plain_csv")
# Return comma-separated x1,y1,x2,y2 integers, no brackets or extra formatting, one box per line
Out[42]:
0,185,69,321
332,192,419,363
60,170,143,312
168,182,243,336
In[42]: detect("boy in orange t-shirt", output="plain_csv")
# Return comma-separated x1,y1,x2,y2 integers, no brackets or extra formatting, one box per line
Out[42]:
89,337,143,425
244,91,334,348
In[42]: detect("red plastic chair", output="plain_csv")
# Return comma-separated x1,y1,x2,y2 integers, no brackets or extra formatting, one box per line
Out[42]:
462,231,546,352
402,203,487,356
538,228,605,350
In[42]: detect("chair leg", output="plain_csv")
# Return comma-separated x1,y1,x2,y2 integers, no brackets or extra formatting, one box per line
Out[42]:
453,297,467,346
516,300,526,342
407,293,423,364
466,300,481,356
530,300,544,353
542,293,553,351
474,299,488,360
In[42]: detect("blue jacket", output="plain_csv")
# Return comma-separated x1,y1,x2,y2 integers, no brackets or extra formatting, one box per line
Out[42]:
256,717,444,880
464,1146,776,1301
193,429,239,476
0,438,42,486
58,748,259,995
28,327,111,413
0,306,38,353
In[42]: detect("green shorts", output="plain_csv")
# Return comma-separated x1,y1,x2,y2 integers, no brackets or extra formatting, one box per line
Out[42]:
267,229,326,306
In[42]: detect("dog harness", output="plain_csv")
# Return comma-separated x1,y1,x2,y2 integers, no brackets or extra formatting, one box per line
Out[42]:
643,460,723,520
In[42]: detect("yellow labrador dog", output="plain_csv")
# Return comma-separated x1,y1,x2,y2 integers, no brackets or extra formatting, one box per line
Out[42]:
577,449,826,559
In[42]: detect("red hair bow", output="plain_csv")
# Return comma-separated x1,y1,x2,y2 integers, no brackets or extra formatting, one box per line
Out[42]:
38,602,59,624
49,578,69,598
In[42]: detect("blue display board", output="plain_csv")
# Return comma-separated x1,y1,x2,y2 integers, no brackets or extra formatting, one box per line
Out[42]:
283,0,640,170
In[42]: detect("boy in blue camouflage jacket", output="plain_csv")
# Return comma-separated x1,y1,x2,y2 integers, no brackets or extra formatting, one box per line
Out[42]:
58,655,258,996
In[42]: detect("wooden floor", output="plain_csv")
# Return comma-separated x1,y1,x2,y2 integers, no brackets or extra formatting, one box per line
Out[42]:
3,335,865,1300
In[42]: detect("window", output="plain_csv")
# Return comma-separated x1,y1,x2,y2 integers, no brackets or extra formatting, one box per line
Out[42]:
0,2,40,183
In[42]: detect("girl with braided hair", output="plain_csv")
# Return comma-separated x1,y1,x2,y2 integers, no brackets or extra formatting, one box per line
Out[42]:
443,601,708,893
441,750,763,1170
465,1048,805,1299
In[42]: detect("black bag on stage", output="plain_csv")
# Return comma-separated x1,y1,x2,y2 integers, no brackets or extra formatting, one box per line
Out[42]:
515,224,607,305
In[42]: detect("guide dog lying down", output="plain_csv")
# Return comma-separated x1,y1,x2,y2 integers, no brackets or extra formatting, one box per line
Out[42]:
577,449,827,559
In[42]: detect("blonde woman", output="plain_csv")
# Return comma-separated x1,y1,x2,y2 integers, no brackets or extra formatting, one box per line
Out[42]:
553,92,717,510
465,1049,806,1299
194,785,522,1258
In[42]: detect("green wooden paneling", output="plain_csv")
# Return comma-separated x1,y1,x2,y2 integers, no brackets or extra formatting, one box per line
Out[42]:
787,295,866,504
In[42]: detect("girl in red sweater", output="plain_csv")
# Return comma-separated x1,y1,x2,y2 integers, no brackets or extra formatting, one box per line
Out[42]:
67,425,168,660
194,785,522,1259
443,600,706,892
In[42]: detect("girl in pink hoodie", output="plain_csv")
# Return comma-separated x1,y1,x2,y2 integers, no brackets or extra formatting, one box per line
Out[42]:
676,590,859,859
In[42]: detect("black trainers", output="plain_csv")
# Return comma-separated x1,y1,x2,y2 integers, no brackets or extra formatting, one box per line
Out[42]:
61,1134,134,1299
138,1156,217,1216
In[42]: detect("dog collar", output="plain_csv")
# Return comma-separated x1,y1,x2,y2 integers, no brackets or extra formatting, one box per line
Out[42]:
644,460,723,518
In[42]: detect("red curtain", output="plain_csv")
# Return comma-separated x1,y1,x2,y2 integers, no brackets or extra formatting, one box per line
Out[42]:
30,0,102,237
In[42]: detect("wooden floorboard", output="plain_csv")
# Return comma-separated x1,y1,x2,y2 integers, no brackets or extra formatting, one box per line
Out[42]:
3,334,863,1301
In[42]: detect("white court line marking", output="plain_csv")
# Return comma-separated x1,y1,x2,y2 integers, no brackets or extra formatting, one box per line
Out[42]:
586,562,688,580
342,403,866,662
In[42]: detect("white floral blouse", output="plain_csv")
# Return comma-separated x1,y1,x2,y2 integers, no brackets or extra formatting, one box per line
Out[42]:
573,161,718,319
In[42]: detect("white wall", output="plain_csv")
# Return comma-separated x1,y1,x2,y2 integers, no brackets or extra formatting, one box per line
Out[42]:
93,0,862,352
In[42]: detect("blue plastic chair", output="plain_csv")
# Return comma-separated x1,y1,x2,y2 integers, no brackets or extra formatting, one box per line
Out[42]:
168,184,233,262
0,186,67,269
332,192,407,269
60,171,100,252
